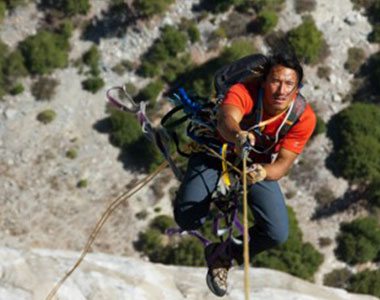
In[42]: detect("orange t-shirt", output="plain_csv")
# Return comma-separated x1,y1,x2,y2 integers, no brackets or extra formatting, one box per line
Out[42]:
221,83,316,155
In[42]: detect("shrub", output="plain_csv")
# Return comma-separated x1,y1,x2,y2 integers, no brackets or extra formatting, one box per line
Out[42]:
135,210,148,220
133,0,175,18
77,179,88,188
367,179,380,208
108,109,142,148
253,206,323,280
316,65,331,80
252,0,285,12
162,53,193,83
19,30,69,75
348,270,380,298
3,50,28,78
135,228,166,262
177,38,256,98
82,45,101,76
323,268,352,288
368,24,380,43
318,237,332,247
31,77,59,101
39,0,90,16
149,215,176,233
163,238,205,266
314,185,335,208
335,217,380,265
295,0,316,13
344,47,366,74
256,9,278,34
65,148,78,159
9,83,24,95
219,12,251,38
187,23,201,43
81,76,104,93
112,60,134,75
198,0,245,13
136,80,164,108
287,16,327,65
0,2,6,22
138,25,187,78
327,103,380,182
37,109,56,124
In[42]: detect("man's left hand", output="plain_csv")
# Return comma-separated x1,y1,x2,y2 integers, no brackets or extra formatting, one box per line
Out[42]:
246,164,267,185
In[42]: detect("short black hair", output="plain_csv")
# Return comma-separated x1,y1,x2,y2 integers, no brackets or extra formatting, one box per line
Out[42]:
263,52,304,85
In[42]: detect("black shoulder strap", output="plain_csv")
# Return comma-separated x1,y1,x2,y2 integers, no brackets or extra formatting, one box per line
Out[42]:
278,93,307,139
214,54,268,101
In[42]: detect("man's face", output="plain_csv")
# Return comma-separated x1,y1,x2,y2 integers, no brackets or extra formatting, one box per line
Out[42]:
262,65,299,115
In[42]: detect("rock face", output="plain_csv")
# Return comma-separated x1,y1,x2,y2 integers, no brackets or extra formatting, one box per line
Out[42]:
0,248,377,300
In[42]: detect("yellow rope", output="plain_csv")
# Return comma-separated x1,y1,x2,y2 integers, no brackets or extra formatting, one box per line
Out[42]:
221,143,231,187
45,161,168,300
242,153,251,300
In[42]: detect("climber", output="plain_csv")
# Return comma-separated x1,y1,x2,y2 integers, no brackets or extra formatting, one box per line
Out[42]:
173,51,317,297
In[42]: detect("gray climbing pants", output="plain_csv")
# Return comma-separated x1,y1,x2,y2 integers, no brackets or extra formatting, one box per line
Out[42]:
173,152,289,258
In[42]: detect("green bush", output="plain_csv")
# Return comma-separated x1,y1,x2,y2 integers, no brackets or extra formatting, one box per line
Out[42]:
133,0,175,18
348,270,380,298
149,215,176,233
335,217,380,265
323,268,352,289
287,16,327,65
36,109,56,124
344,47,366,74
176,38,256,98
367,179,380,208
108,109,142,148
81,76,104,93
9,83,24,95
138,25,187,78
77,179,88,188
256,10,278,34
136,80,164,108
314,184,335,208
65,148,78,159
327,103,380,182
162,53,193,83
198,0,245,13
317,65,331,80
163,238,205,266
368,24,380,43
19,30,70,75
253,206,323,280
31,76,59,101
3,50,28,78
40,0,90,16
0,2,6,22
252,0,285,12
82,45,101,76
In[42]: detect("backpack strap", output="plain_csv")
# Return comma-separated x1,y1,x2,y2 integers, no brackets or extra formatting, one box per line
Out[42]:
278,93,307,139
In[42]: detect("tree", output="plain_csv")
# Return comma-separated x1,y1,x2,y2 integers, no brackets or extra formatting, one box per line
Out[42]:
327,103,380,182
133,0,175,18
256,10,278,34
39,0,90,16
348,270,380,298
335,217,380,265
19,30,69,75
288,16,327,64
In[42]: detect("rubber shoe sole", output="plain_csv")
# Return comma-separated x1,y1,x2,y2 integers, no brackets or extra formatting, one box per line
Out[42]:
206,269,227,297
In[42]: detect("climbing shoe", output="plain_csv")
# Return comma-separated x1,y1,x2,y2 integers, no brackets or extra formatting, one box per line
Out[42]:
204,243,232,297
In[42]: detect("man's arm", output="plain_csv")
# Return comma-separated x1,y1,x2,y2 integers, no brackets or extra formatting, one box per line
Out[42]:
217,104,244,143
262,147,298,180
217,104,255,149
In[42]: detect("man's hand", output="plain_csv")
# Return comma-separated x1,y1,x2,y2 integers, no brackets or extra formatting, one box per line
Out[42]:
234,131,255,156
246,163,267,185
